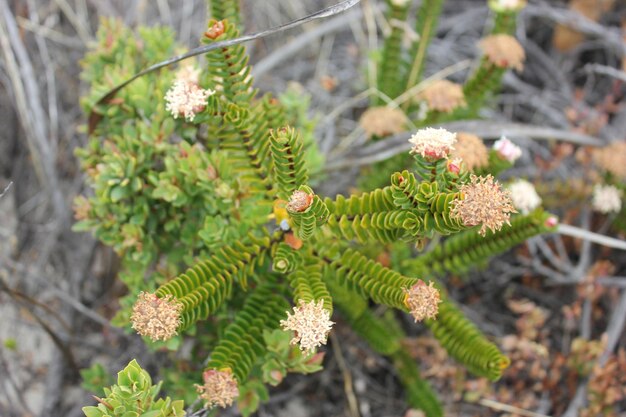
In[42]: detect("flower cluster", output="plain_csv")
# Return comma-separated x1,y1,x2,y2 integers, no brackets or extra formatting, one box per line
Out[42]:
507,179,542,214
479,34,525,71
404,280,441,322
286,190,314,212
280,299,334,354
451,132,489,171
164,80,214,122
418,80,466,113
592,141,626,179
131,292,183,341
592,184,622,214
359,106,407,138
452,174,517,236
196,368,239,408
408,127,457,160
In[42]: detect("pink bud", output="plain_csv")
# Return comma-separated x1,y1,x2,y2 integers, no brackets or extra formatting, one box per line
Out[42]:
544,216,558,228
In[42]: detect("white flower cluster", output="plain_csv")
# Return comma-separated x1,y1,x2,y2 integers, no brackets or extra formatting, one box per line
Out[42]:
592,185,623,214
164,80,214,122
408,127,457,160
507,179,542,214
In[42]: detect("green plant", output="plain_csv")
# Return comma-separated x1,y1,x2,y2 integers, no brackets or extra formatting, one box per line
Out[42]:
82,360,185,417
76,1,557,416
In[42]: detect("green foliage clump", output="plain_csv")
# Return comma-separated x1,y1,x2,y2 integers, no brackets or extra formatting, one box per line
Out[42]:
82,360,185,417
77,1,557,416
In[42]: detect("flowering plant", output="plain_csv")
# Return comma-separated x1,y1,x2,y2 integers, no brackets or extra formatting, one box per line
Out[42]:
76,2,561,416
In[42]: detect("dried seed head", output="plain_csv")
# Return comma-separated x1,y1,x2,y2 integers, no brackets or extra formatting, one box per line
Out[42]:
507,179,542,214
286,190,314,213
479,34,525,71
592,141,626,179
493,136,523,163
418,80,466,113
164,80,215,122
196,368,239,408
408,128,457,160
451,174,517,236
131,292,183,341
359,106,407,138
205,20,226,40
280,299,334,355
450,132,489,171
404,280,441,322
592,184,623,214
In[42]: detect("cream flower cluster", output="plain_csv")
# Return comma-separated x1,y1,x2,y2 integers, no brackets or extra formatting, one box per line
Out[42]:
130,292,182,341
451,174,517,236
196,368,239,408
404,280,441,322
592,185,622,214
165,80,214,122
164,64,215,122
280,299,334,354
507,179,542,214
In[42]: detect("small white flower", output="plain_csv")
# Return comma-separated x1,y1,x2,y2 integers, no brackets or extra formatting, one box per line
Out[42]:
507,179,542,214
493,136,522,163
164,80,215,122
408,127,457,160
592,185,623,214
489,0,527,11
390,0,410,6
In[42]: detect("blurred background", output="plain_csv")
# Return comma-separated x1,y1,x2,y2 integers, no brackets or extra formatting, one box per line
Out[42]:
1,0,625,416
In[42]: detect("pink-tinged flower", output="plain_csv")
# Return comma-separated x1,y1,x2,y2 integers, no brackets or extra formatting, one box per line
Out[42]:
447,158,462,174
507,179,542,214
408,128,457,160
451,174,517,236
592,184,623,214
404,280,441,322
280,299,334,354
131,292,183,341
196,368,239,408
544,216,558,228
164,80,215,122
493,136,522,163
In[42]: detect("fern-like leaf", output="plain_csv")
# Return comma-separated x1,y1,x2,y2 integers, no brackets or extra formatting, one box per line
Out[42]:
426,299,509,381
206,282,290,383
407,209,556,277
269,126,309,200
155,233,273,331
319,246,416,310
